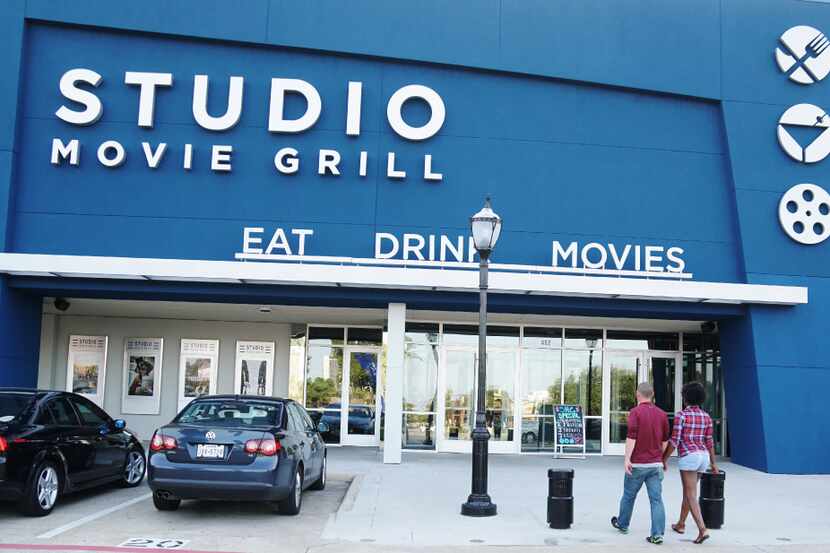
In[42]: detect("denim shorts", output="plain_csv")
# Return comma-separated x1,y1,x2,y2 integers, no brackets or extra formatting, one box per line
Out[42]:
678,451,710,472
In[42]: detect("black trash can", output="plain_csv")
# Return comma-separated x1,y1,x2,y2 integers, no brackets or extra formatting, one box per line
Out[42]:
699,470,725,529
547,469,574,529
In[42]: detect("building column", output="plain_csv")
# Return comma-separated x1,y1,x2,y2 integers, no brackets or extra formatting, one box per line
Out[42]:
37,313,57,389
0,281,41,387
383,302,405,464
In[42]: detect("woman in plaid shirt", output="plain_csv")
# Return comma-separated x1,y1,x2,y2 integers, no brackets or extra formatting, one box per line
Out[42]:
662,382,719,545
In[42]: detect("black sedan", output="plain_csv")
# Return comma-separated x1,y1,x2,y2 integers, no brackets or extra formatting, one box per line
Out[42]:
148,396,327,515
0,388,146,516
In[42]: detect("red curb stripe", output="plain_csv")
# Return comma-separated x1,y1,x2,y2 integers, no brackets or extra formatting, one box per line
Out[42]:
0,544,242,553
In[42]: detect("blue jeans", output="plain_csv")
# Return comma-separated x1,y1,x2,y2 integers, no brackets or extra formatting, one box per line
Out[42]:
617,467,665,537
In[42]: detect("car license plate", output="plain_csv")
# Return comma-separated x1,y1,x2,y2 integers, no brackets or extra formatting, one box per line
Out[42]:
196,444,225,459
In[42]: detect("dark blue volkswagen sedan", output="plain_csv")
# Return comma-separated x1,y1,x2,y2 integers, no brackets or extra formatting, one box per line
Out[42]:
148,396,327,515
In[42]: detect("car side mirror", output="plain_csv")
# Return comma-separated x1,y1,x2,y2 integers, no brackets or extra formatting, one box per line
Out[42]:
113,419,126,431
317,421,330,434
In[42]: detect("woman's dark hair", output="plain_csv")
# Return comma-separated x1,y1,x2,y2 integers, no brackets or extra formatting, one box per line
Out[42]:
682,382,706,407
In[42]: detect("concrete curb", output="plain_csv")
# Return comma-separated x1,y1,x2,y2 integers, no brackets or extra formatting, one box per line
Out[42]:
338,474,363,514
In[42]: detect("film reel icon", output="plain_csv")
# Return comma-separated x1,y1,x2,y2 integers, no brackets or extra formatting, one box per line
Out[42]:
778,183,830,245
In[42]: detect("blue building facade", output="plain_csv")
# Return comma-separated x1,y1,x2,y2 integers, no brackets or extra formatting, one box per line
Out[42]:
0,0,828,473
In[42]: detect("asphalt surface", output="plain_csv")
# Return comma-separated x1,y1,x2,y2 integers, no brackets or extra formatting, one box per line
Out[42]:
0,468,350,553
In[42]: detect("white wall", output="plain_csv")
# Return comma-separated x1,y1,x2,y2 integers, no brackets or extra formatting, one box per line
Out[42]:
39,314,291,441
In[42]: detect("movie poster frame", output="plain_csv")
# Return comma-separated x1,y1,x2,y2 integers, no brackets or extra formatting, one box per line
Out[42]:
178,339,219,412
121,337,164,415
66,335,109,406
233,341,275,397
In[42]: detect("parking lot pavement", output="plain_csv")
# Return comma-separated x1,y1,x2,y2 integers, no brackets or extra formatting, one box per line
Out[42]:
0,474,351,553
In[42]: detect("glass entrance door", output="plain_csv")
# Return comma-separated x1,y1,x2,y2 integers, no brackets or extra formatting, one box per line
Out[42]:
340,348,380,446
605,351,643,455
647,354,680,423
604,351,681,455
437,347,517,453
438,348,475,452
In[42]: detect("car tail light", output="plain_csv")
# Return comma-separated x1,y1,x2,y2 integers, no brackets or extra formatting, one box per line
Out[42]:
244,437,280,456
0,436,6,454
150,431,177,452
259,438,279,456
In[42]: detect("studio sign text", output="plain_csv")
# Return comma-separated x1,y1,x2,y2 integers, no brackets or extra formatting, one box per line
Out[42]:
49,69,445,181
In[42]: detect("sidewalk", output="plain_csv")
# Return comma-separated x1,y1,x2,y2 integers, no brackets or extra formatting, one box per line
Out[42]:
323,448,830,549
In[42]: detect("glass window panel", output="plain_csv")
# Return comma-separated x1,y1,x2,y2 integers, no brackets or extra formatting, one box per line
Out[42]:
308,409,340,444
520,416,556,452
444,349,475,441
486,326,520,348
288,331,306,403
564,328,603,349
586,418,602,454
308,326,345,346
442,324,478,345
607,352,640,445
683,352,722,419
606,330,679,351
523,327,563,349
402,413,436,450
346,352,378,435
486,350,515,442
305,345,343,409
682,333,704,352
347,327,383,346
649,357,676,414
520,349,562,416
405,323,440,343
403,342,438,412
442,324,519,347
563,350,602,416
683,332,720,352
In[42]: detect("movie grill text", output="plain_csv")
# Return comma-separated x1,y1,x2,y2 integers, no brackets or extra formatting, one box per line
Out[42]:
49,69,445,181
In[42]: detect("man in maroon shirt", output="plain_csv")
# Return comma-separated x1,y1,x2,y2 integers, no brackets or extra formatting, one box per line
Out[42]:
611,382,670,545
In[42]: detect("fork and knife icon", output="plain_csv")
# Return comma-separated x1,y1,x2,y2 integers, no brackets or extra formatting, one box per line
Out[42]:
776,25,830,85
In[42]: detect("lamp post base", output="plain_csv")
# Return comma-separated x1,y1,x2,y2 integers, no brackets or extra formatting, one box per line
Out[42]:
461,494,498,517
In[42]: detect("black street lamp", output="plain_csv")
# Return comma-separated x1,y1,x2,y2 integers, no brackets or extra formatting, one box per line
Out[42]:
461,196,502,518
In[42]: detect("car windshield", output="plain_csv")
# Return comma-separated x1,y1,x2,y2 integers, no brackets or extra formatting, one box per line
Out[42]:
177,400,282,427
350,408,371,418
0,393,34,423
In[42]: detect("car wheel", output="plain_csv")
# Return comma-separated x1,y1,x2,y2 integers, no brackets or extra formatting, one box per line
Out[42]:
120,448,146,488
309,455,326,491
523,431,537,444
21,461,60,516
152,491,181,511
276,467,303,515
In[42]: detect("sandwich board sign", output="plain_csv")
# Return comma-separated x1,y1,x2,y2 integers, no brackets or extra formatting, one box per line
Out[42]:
553,404,586,458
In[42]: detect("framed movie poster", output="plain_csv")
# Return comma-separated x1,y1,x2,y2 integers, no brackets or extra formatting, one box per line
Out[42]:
234,341,275,397
66,335,108,406
178,339,219,412
122,338,164,415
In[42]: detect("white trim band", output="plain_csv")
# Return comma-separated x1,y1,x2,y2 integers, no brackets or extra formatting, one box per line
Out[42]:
0,253,808,305
233,252,695,279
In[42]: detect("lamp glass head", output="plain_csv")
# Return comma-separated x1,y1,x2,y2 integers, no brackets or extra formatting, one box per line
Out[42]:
470,198,502,254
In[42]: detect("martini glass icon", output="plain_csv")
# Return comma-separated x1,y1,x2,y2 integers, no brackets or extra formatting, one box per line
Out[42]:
778,103,830,164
